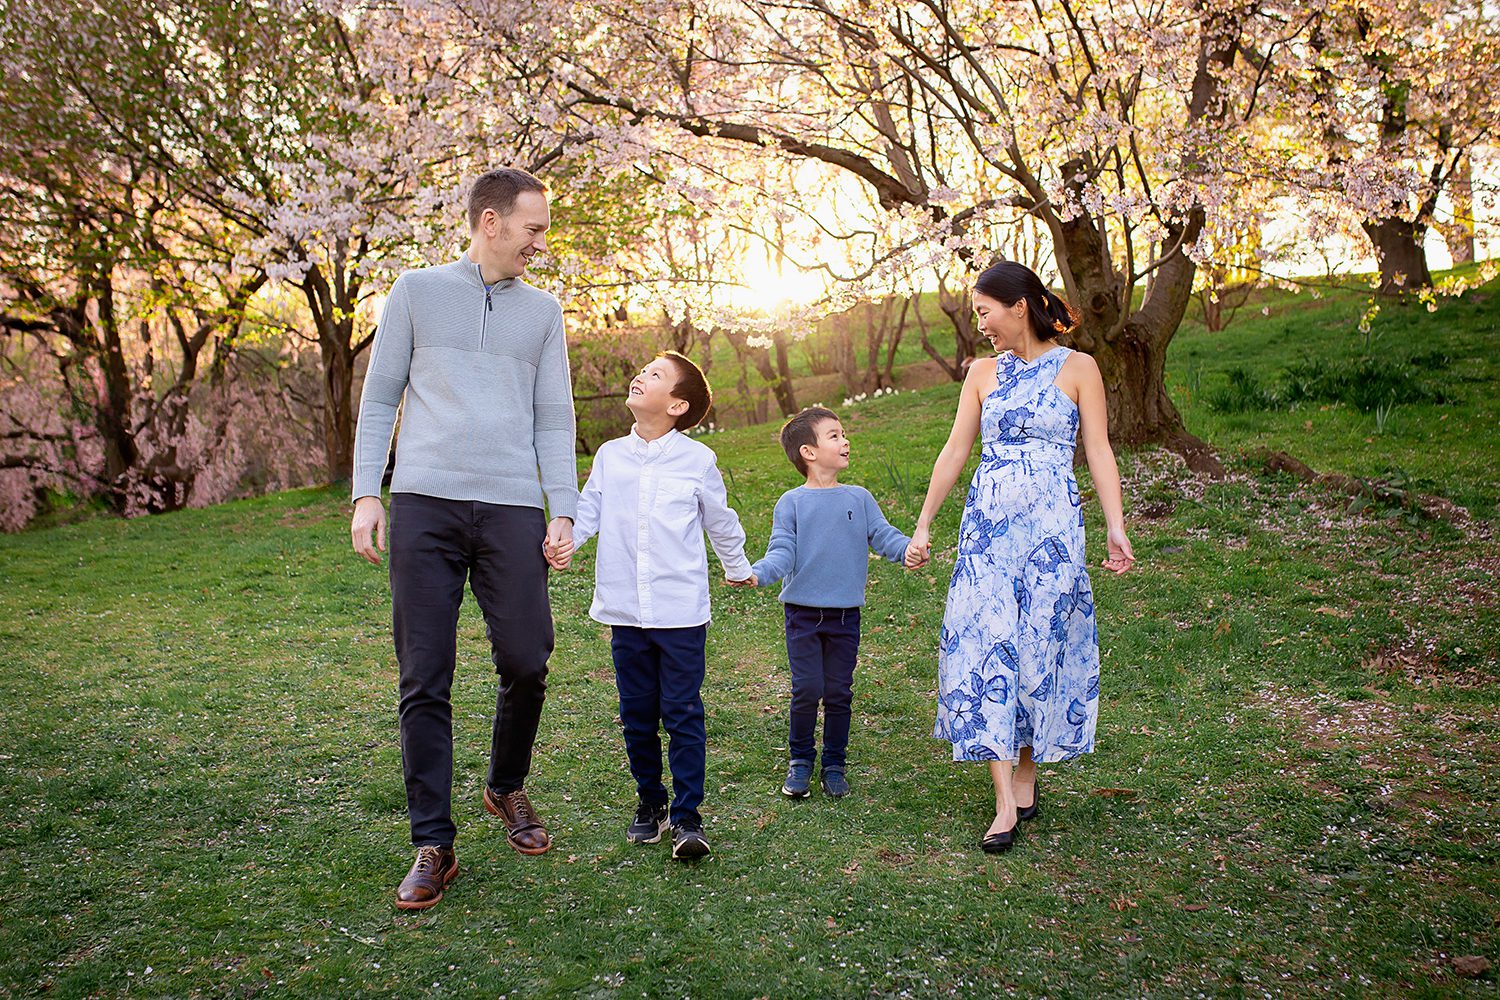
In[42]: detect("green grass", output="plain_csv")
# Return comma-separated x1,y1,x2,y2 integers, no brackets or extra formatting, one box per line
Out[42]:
1169,268,1500,518
2,276,1498,998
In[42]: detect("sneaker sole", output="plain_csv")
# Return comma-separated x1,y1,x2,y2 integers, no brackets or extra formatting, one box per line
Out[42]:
627,821,667,845
781,786,811,798
672,840,711,860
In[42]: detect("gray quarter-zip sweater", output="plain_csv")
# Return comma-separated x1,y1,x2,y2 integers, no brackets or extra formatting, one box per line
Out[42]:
351,255,578,519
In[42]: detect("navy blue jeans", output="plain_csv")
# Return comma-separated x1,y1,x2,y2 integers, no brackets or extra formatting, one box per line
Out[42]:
389,494,553,847
610,625,708,826
784,603,861,770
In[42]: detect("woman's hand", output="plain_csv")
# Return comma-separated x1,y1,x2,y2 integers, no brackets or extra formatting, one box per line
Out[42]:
906,524,932,569
1101,526,1134,575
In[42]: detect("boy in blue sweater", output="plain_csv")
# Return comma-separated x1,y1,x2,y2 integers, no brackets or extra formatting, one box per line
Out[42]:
746,407,928,798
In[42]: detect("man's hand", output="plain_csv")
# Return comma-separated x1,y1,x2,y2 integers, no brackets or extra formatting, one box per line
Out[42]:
544,517,574,571
725,574,757,587
351,496,387,566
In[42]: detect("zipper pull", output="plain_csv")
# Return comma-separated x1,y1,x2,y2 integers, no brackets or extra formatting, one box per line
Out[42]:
486,291,493,311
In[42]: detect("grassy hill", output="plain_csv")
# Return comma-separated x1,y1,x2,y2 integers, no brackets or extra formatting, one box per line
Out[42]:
1,275,1496,997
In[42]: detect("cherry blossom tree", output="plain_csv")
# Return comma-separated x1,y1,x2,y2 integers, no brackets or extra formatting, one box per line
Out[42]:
1284,0,1499,293
0,0,270,513
473,0,1350,472
0,0,336,520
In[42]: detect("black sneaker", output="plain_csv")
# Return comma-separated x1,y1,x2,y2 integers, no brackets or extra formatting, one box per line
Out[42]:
671,819,711,860
627,801,669,845
820,767,849,798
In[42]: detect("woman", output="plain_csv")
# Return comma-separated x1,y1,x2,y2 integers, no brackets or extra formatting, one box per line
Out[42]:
909,260,1134,853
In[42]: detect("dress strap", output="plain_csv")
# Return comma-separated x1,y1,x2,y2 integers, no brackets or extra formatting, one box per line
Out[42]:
1043,346,1073,374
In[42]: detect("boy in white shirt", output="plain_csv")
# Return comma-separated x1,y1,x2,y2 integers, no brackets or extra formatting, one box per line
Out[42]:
548,351,753,859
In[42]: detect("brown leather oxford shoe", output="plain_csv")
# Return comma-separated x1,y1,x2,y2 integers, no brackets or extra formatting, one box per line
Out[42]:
483,786,553,855
395,845,458,910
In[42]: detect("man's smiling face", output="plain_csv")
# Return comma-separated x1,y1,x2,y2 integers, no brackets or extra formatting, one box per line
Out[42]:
485,190,551,280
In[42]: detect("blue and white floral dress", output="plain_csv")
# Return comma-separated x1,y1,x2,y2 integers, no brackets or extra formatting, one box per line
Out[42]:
933,347,1100,763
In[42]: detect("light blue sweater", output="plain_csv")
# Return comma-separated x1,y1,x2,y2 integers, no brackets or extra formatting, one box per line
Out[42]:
750,484,911,608
351,255,578,518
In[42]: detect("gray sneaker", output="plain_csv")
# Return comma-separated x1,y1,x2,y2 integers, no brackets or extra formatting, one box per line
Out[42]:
782,759,814,798
820,767,849,798
627,800,668,844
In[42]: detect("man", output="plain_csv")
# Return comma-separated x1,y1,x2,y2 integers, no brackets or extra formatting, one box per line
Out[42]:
350,168,576,911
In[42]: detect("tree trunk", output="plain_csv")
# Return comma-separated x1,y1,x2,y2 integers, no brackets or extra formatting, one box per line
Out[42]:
863,307,882,393
1055,174,1224,476
1362,217,1433,294
937,279,980,379
863,296,906,391
321,339,355,484
91,275,141,509
1445,154,1475,265
301,261,362,484
913,294,959,381
1086,318,1220,474
770,331,798,416
883,297,908,387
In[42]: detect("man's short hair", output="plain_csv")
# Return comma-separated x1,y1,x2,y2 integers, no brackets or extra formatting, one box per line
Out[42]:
468,168,547,230
658,351,712,431
779,406,839,476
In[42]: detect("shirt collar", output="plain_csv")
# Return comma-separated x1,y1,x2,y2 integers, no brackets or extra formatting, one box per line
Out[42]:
628,425,679,459
458,252,517,292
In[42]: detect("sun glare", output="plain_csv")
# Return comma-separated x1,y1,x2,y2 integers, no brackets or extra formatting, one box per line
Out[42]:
727,255,829,312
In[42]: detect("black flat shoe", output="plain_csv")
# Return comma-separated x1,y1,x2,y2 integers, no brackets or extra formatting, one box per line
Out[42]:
1016,781,1040,823
981,823,1018,853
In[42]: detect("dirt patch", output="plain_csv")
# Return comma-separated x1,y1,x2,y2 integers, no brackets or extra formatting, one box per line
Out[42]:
1252,683,1494,820
1255,448,1471,523
1364,641,1495,691
874,845,916,867
276,504,330,527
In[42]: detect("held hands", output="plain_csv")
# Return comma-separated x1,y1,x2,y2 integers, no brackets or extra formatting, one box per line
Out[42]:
1101,526,1135,575
543,517,574,571
904,524,932,570
351,496,387,565
724,573,758,587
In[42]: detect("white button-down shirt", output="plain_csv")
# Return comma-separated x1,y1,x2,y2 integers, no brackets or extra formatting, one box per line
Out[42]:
572,426,753,628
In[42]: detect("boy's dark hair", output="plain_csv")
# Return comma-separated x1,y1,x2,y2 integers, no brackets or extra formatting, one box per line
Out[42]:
468,168,547,230
658,351,712,431
779,406,839,477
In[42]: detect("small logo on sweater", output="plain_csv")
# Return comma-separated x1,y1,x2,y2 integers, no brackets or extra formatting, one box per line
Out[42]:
847,510,853,520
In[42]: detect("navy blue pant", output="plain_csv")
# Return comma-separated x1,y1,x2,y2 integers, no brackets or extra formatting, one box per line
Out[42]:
389,494,553,847
784,604,861,770
610,625,708,827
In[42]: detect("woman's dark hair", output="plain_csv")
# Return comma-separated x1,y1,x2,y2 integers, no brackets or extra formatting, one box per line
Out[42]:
973,260,1078,342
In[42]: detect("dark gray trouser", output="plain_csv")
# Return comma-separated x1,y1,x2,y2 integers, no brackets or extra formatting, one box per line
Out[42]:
389,493,553,847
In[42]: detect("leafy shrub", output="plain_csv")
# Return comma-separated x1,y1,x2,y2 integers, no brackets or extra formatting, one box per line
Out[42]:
1203,356,1452,415
1204,368,1278,413
1279,357,1450,411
